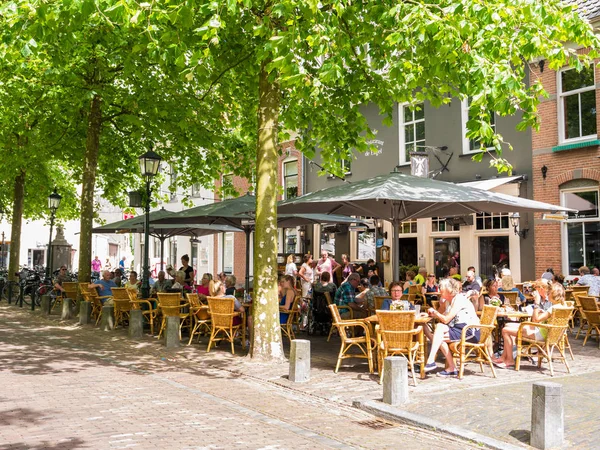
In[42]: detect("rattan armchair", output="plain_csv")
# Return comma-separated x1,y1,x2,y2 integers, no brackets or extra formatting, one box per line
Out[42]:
449,305,498,380
328,304,374,374
83,286,112,326
515,307,573,376
501,291,520,309
127,289,156,335
186,292,211,345
324,291,355,341
579,296,600,348
573,292,589,339
376,310,421,386
206,296,242,354
281,295,301,341
157,293,189,340
111,288,133,328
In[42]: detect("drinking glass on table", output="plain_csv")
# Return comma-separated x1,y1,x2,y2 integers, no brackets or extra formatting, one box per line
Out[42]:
414,304,421,317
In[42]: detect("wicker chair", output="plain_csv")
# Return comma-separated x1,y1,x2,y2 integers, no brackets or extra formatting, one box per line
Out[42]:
83,287,112,326
501,291,520,309
376,310,421,386
52,282,79,313
515,307,573,376
111,288,133,328
281,295,301,341
328,304,374,374
449,305,498,380
571,285,590,296
157,293,189,340
206,296,242,354
408,284,426,305
326,291,355,341
127,289,157,335
579,296,600,348
573,292,589,339
186,292,211,345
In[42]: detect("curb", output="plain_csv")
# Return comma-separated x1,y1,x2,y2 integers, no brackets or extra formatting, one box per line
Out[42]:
353,399,527,450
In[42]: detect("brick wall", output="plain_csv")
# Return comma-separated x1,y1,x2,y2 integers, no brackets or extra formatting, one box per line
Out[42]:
531,53,600,277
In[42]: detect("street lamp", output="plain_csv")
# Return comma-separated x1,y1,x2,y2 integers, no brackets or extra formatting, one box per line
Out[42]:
46,188,62,278
509,212,529,239
138,148,162,299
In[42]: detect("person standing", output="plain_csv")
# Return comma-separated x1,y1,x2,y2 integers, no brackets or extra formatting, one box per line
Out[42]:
119,256,126,271
316,250,339,280
91,256,102,276
298,254,314,298
104,258,112,271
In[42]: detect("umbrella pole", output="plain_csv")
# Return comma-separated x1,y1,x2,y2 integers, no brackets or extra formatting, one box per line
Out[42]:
245,228,251,295
392,219,400,281
160,237,165,271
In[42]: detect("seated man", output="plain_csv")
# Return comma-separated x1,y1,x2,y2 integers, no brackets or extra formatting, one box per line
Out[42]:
151,270,172,295
333,272,367,319
462,270,481,308
576,265,600,296
89,270,117,304
413,267,427,286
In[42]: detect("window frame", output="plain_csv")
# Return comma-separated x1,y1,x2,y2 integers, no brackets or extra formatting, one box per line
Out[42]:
282,157,299,200
461,99,497,155
557,65,597,145
398,102,426,165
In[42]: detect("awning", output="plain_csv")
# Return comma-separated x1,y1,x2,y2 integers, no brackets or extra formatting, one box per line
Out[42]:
458,175,524,191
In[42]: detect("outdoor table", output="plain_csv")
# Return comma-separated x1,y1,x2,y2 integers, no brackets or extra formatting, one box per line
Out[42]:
478,309,532,352
363,313,431,379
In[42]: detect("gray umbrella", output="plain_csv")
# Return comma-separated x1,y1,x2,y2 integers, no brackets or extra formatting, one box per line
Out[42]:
278,171,575,280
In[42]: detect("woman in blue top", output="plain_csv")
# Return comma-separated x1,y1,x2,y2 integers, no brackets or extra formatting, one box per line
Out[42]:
403,270,416,294
279,275,297,324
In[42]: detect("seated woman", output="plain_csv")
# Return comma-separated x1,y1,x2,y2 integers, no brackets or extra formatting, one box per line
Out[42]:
196,273,212,301
312,271,337,296
225,275,237,296
209,279,245,326
493,279,562,369
381,281,413,311
422,273,439,300
498,274,526,304
479,278,505,311
124,271,140,292
171,270,191,292
403,270,416,294
423,278,480,377
279,275,297,324
340,253,355,281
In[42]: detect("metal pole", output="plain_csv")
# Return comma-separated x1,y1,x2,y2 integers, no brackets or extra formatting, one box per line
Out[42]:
245,228,251,294
0,231,4,270
160,236,165,271
141,178,151,299
46,210,55,279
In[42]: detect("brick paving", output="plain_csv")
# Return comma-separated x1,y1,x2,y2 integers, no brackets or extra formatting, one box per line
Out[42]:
0,305,481,450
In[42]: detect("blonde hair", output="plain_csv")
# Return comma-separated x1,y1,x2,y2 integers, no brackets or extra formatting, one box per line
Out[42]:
439,278,461,295
175,271,186,282
501,275,515,291
532,278,551,292
287,254,294,264
209,280,224,297
549,283,566,305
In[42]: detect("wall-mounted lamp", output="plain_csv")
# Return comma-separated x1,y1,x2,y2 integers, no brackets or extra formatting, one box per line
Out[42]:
541,165,548,180
375,219,388,240
510,213,529,239
128,190,143,208
189,236,201,245
539,59,545,73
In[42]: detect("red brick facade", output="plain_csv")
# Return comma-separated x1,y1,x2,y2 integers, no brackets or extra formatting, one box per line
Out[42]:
531,52,600,277
212,140,303,286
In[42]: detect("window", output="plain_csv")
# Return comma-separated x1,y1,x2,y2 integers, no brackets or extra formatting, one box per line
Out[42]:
284,228,298,254
399,220,417,234
476,212,510,230
282,159,298,199
399,102,425,164
321,229,335,256
461,99,496,154
222,232,234,273
479,236,509,279
558,66,596,143
434,237,460,279
221,174,234,199
432,217,460,232
191,183,202,198
562,187,599,274
153,238,161,259
357,230,376,261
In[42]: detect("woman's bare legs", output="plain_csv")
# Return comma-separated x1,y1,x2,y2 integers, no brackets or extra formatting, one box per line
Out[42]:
426,323,449,365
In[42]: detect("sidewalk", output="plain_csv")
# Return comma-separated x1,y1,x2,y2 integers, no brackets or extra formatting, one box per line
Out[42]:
5,303,600,448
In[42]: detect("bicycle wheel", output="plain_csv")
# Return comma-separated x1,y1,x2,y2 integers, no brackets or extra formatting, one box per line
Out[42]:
35,284,52,306
2,281,20,303
21,285,33,306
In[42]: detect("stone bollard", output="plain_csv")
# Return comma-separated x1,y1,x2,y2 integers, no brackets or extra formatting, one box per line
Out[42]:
129,309,144,339
79,301,92,325
164,316,180,349
61,297,73,321
531,381,564,450
382,357,409,406
40,295,51,316
289,339,310,382
100,305,115,331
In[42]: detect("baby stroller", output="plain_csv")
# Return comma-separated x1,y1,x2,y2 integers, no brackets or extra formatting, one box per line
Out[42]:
307,290,332,336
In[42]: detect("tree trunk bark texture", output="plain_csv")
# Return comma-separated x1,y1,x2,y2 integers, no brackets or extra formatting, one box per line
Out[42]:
251,62,285,362
77,94,102,283
8,170,26,282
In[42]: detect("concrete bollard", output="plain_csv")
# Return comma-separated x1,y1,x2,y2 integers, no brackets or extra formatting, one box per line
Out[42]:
129,309,144,339
40,295,51,316
289,339,310,382
100,305,115,331
164,316,180,349
383,357,409,406
79,301,92,325
61,297,73,321
531,382,564,450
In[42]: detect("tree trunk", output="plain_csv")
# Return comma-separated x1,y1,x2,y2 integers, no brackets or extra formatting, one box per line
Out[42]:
251,62,285,361
77,94,102,283
8,170,25,282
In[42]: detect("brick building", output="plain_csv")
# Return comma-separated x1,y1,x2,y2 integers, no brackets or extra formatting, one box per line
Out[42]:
532,2,600,277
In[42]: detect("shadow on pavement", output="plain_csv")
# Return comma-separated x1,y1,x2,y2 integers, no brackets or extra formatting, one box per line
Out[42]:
0,438,86,450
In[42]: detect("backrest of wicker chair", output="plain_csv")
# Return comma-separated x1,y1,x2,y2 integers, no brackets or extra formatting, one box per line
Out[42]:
111,288,130,300
579,296,599,312
571,285,590,295
63,282,79,299
374,296,389,310
79,283,91,295
324,292,333,305
328,303,342,325
479,305,498,343
431,300,440,311
207,296,235,328
286,296,301,325
377,310,415,350
157,293,183,317
186,293,201,308
546,307,573,344
502,291,519,307
126,289,138,302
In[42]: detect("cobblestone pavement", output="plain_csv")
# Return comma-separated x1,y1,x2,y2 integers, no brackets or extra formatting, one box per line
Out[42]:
0,305,482,450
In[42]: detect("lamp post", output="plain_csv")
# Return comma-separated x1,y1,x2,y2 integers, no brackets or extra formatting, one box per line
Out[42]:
138,148,162,299
46,188,62,279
